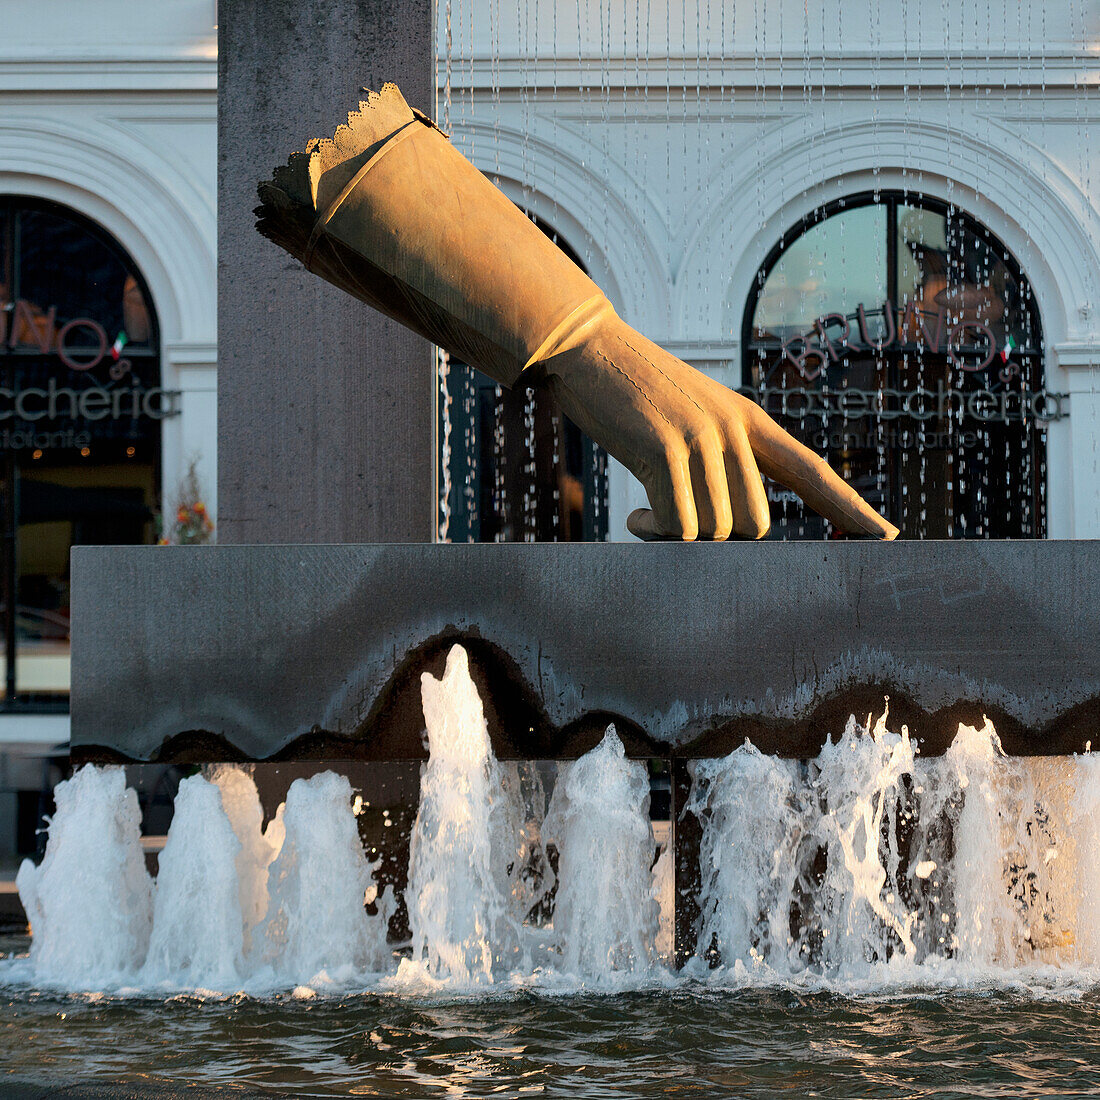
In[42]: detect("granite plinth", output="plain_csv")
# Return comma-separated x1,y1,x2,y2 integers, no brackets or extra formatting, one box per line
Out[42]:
70,541,1100,763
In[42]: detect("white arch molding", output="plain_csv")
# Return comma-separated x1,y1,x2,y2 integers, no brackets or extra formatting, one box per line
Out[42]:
0,115,218,522
680,115,1100,345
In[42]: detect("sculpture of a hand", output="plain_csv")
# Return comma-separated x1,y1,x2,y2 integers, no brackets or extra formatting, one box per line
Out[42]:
257,84,897,542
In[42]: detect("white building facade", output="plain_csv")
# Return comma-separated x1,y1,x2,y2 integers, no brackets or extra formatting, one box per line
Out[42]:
0,1,216,864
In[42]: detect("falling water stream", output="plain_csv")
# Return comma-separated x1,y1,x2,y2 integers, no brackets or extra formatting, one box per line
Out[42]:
6,645,1100,1094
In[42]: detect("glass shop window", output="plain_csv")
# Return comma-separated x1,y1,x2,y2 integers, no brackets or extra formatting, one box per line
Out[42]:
0,197,166,707
436,213,609,543
743,192,1047,540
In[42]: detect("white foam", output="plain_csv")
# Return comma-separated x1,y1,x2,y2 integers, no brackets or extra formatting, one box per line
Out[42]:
15,765,152,989
689,711,1100,984
689,742,803,971
257,771,392,986
207,765,282,956
141,775,245,990
544,727,661,978
406,646,511,983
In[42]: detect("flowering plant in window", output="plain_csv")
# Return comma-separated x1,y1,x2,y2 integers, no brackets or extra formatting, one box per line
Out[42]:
159,460,214,545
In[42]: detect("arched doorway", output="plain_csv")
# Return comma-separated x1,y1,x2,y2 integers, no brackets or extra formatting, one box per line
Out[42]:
742,192,1050,539
0,197,166,704
437,213,609,543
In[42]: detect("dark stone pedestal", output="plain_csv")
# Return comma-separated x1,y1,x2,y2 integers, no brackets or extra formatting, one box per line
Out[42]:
71,539,1100,967
71,541,1100,763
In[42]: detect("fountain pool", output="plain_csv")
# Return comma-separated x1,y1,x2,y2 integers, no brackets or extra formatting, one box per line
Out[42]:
4,981,1100,1098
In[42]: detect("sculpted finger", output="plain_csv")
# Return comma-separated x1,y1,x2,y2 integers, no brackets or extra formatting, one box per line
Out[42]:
743,404,899,539
689,432,734,540
723,423,771,540
638,442,698,540
627,508,666,540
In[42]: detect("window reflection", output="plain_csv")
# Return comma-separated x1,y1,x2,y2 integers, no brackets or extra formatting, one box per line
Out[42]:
753,204,887,344
0,197,162,704
896,204,1035,352
744,193,1046,540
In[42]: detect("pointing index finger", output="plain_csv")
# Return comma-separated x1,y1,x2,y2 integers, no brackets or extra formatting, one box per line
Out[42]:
744,403,899,540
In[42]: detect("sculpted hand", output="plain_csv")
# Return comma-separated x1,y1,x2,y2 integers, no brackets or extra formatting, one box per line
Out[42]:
258,82,894,542
541,309,899,541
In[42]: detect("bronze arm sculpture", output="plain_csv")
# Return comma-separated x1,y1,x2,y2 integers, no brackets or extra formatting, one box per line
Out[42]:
257,84,898,542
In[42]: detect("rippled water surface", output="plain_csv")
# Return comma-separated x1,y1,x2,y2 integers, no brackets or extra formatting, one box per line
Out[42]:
4,938,1100,1099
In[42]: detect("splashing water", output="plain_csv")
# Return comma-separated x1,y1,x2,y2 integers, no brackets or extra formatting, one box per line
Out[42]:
403,653,661,985
688,711,1100,983
141,775,245,990
9,647,1100,998
208,764,282,956
258,771,393,987
544,727,660,978
811,710,918,974
9,764,390,993
936,720,1079,968
939,718,1017,965
689,711,926,978
490,759,555,969
15,765,152,988
404,645,521,984
689,742,803,971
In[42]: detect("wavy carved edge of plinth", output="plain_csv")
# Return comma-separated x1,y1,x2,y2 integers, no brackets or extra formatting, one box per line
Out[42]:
70,632,1100,766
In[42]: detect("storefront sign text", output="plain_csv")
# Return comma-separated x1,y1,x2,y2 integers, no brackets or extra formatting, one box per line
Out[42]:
0,379,179,423
740,379,1069,424
781,300,1016,381
1,297,121,371
1,299,178,447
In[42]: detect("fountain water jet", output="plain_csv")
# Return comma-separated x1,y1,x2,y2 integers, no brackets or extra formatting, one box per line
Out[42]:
687,712,1100,980
141,775,245,990
15,766,152,989
811,711,918,974
689,743,803,972
258,771,393,986
544,727,661,977
404,645,516,983
401,647,661,985
208,765,283,956
939,719,1020,965
13,654,1100,995
687,714,922,977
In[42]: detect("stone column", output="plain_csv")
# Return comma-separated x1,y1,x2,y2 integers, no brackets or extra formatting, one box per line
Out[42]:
217,0,434,543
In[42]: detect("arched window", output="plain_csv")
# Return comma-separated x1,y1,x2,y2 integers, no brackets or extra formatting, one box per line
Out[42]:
742,192,1048,539
438,213,609,543
0,197,166,704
